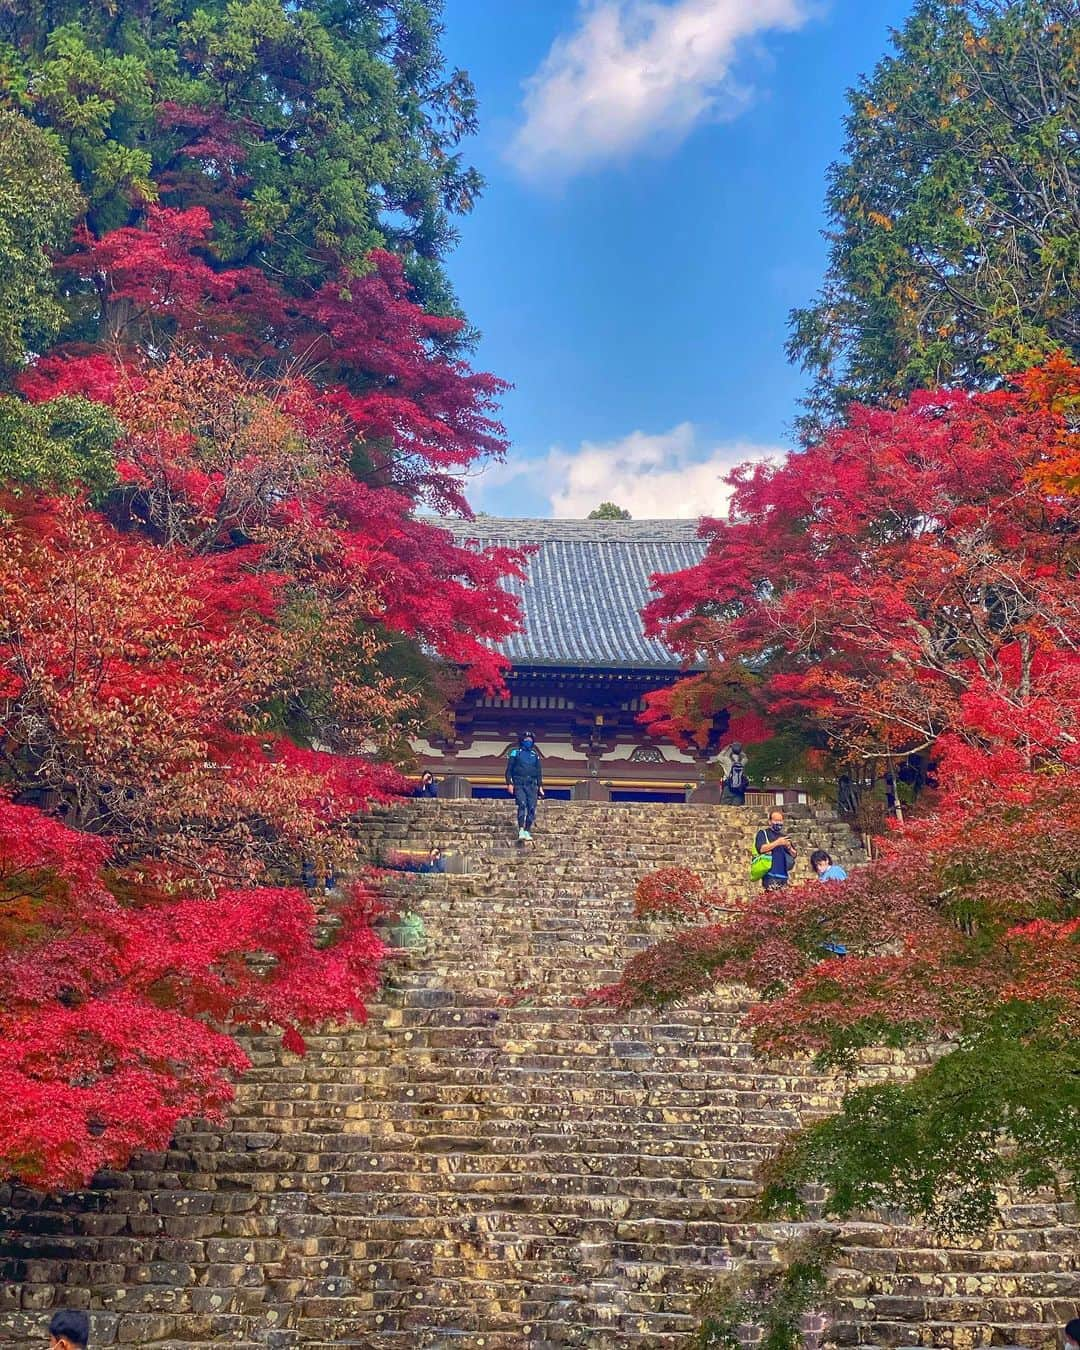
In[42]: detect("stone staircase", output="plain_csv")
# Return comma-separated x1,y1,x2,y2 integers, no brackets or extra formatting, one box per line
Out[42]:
1,801,1077,1348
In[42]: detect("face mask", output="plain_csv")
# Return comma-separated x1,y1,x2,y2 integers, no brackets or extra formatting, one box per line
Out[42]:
523,740,534,749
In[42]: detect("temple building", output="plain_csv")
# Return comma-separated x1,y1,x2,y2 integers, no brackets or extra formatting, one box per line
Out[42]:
416,518,729,802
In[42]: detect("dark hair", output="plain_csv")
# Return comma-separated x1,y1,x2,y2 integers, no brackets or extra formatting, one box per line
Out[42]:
810,850,832,869
49,1311,89,1347
520,730,535,741
1066,1319,1080,1342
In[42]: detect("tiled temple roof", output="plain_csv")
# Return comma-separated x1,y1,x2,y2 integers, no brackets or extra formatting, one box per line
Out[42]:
440,517,708,670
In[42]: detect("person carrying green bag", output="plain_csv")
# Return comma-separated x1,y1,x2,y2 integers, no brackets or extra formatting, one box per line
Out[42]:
753,808,797,890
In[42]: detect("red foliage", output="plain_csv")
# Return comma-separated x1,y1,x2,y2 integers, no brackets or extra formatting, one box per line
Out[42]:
17,350,129,405
633,867,716,921
643,368,1080,771
0,150,523,1188
596,764,1080,1059
45,209,512,516
155,101,256,178
596,364,1080,1103
23,224,524,689
0,796,384,1188
56,208,289,354
0,494,404,874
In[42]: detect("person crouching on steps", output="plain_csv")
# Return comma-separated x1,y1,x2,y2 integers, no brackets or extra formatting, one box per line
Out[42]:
810,848,847,883
506,731,544,841
48,1311,89,1350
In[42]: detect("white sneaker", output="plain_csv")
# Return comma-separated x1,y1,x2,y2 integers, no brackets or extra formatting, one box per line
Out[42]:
521,828,532,842
518,827,528,841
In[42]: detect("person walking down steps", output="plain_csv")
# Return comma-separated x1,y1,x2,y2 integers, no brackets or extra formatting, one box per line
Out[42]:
506,731,544,842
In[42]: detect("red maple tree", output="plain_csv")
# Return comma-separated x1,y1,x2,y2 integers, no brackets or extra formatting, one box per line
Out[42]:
0,491,412,875
25,209,523,693
0,795,385,1188
0,126,522,1185
598,362,1080,1231
643,362,1080,776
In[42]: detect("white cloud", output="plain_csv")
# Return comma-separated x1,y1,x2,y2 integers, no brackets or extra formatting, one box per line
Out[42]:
509,0,815,181
470,422,783,519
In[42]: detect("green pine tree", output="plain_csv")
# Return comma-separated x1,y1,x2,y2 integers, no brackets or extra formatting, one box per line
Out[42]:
789,0,1080,438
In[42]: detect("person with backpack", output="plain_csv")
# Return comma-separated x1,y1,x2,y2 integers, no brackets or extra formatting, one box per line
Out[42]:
721,742,748,805
754,808,797,890
506,731,544,842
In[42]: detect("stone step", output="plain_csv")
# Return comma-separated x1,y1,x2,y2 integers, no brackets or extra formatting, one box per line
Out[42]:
0,801,1068,1349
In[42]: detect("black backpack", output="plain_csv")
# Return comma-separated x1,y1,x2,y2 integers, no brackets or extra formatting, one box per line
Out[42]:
727,762,746,791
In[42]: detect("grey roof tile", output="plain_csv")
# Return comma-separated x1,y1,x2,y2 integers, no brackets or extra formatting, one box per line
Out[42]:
437,517,708,670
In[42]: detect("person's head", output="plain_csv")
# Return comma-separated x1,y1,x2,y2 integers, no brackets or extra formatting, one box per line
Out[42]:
429,847,441,860
49,1310,89,1350
520,731,535,750
1064,1319,1080,1350
810,849,832,875
768,808,784,829
420,771,433,784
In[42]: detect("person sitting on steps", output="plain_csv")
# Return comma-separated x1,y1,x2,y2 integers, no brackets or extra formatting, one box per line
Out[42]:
755,807,797,891
418,846,446,874
506,730,544,842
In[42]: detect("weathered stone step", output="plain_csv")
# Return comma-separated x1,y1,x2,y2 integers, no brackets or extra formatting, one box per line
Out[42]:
833,1322,1054,1349
3,801,1068,1349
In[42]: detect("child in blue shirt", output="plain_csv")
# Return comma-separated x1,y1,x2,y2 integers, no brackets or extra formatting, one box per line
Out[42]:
810,849,847,883
810,849,848,956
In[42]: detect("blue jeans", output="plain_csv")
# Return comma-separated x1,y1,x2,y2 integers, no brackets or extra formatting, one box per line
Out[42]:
513,782,539,828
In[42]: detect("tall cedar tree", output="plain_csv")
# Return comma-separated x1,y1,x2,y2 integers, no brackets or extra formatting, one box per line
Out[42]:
0,8,521,1185
788,0,1080,438
604,361,1080,1232
0,0,481,307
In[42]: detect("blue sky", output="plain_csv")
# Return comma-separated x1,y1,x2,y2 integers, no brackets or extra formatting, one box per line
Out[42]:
438,0,914,518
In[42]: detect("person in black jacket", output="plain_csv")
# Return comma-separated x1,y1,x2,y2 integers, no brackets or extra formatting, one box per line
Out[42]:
755,808,797,890
506,731,544,841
